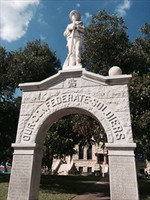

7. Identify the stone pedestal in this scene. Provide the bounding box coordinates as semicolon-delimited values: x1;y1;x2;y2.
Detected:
106;143;139;200
7;144;43;200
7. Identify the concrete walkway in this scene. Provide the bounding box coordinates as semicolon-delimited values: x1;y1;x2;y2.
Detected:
71;177;110;200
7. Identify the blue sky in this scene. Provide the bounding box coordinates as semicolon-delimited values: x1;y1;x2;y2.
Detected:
0;0;150;66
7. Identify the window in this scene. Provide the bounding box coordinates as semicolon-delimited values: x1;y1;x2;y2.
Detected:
98;153;104;163
87;145;92;160
79;167;83;174
79;145;84;159
87;167;92;174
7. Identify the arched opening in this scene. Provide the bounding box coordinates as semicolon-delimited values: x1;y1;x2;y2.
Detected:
41;112;107;176
39;111;109;199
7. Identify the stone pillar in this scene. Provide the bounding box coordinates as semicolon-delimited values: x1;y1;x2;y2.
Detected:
106;143;139;200
7;143;43;200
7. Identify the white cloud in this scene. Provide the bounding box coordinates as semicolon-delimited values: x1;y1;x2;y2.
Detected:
0;0;40;42
76;3;80;8
57;6;63;14
40;34;47;41
37;13;47;25
115;0;131;17
81;12;92;26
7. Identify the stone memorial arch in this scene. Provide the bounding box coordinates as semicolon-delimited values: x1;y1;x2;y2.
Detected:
7;68;139;200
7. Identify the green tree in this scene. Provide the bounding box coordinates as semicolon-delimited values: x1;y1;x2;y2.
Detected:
0;47;14;101
130;23;150;159
82;10;132;75
131;22;150;74
0;99;20;171
0;41;61;169
82;10;150;159
130;73;150;160
7;40;61;89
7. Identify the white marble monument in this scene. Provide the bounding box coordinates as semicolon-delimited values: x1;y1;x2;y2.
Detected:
7;10;139;200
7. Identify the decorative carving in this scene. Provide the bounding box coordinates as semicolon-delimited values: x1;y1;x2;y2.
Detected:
22;93;125;143
68;78;77;88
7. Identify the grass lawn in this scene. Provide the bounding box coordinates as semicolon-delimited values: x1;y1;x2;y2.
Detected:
138;178;150;200
40;175;102;200
0;173;150;200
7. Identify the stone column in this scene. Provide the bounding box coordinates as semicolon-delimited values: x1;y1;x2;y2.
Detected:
105;143;139;200
7;143;43;200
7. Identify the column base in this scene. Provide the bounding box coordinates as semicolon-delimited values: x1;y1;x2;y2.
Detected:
106;143;139;200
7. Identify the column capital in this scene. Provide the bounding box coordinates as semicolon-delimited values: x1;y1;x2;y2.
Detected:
105;143;136;156
12;143;43;155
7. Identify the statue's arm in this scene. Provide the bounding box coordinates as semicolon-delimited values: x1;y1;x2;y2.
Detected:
77;23;85;33
64;24;75;37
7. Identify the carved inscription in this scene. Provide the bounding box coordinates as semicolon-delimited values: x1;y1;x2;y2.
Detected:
8;155;32;199
22;93;125;142
110;156;138;200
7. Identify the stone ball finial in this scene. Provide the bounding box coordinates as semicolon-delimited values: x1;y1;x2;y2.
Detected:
109;66;122;76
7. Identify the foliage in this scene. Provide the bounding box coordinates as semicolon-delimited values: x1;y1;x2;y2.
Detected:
0;99;20;165
0;47;13;101
129;23;150;159
130;72;150;160
82;10;132;75
0;40;61;166
130;23;150;75
6;40;61;89
81;10;150;159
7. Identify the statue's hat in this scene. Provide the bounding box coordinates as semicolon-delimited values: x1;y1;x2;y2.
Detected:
69;10;81;20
